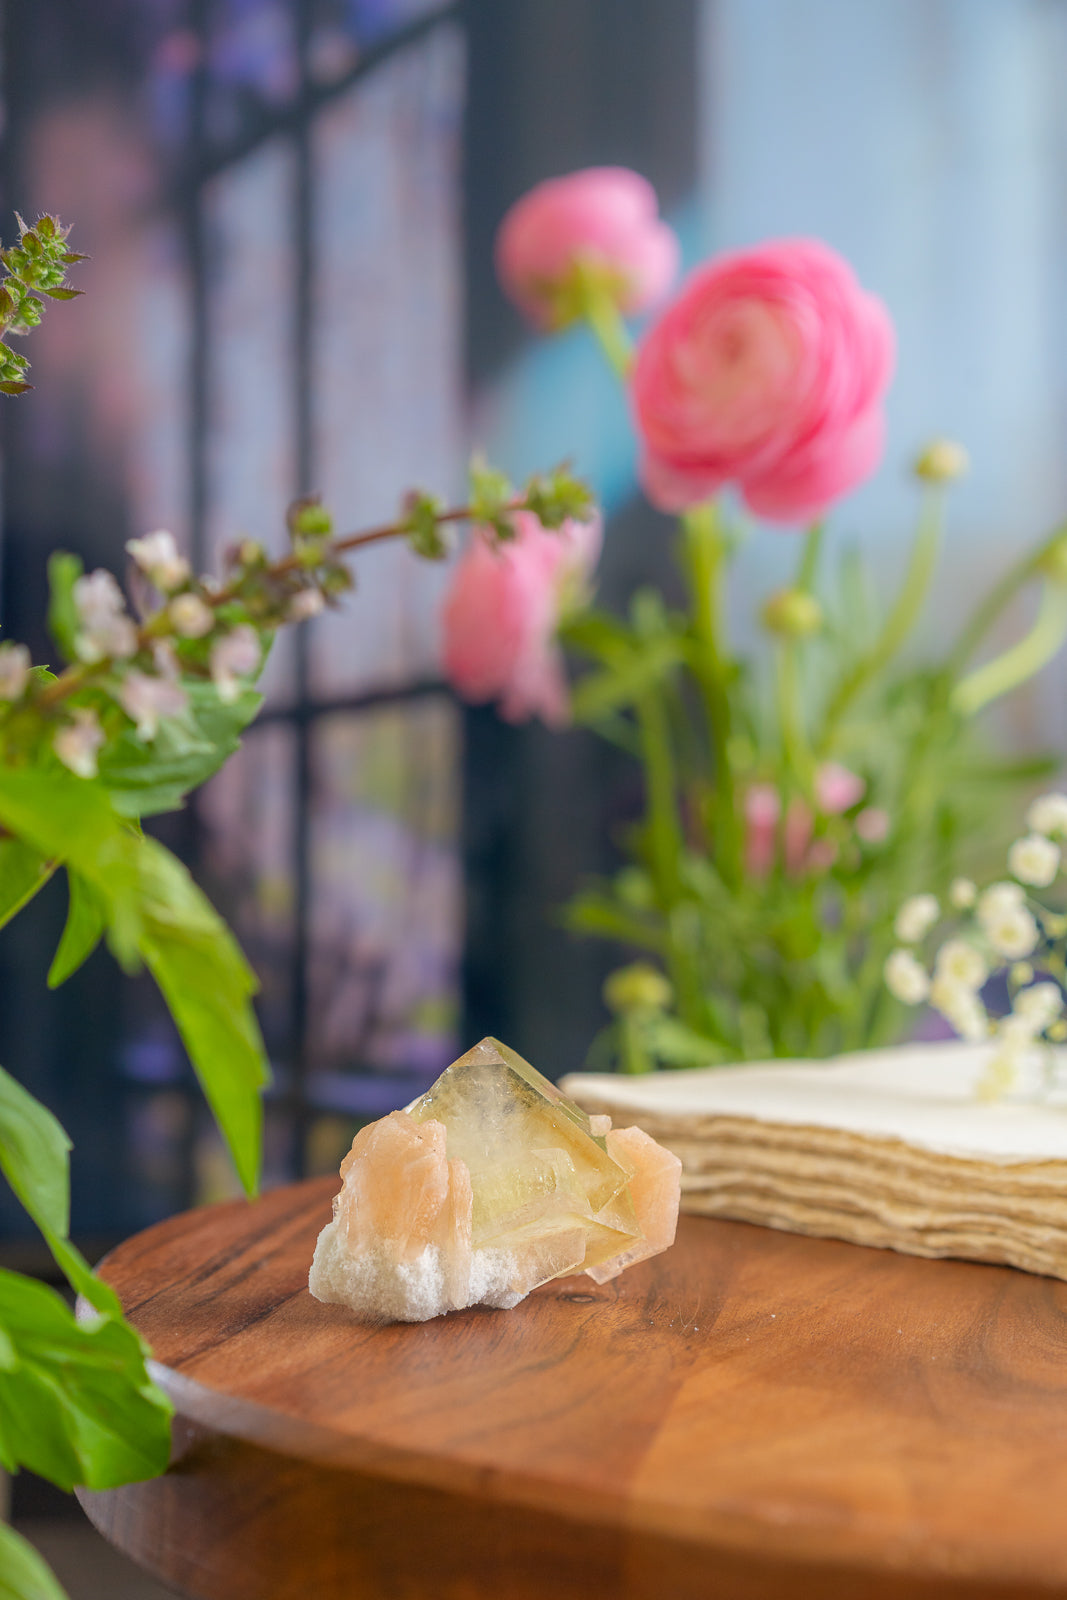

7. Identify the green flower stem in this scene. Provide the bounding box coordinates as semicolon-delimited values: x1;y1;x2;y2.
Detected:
795;521;825;592
946;521;1067;676
951;582;1067;717
634;689;704;1028
681;503;742;887
819;484;944;753
574;263;635;380
776;640;812;791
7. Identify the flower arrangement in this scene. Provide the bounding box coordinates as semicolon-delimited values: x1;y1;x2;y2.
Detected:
442;166;1067;1074
885;791;1067;1099
0;215;594;1599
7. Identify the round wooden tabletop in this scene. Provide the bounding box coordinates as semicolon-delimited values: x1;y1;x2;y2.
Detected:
77;1175;1067;1600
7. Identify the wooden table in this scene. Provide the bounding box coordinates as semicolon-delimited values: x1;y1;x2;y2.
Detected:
78;1176;1067;1599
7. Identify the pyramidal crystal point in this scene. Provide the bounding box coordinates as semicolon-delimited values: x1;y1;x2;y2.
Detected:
308;1036;682;1324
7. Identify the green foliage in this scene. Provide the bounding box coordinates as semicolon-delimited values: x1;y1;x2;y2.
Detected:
0;1064;71;1238
47;873;104;988
0;1523;68;1600
97;679;262;817
0;214;85;396
0;1269;172;1491
468;456;516;540
0;838;55;931
0;765;267;1190
522;464;595;529
45;553;83;664
402;491;448;560
565;497;1067;1072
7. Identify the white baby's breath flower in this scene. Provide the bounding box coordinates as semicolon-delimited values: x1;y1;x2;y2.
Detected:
210;625;260;704
126;529;191;592
977;881;1025;929
73;569;138;663
884;948;930;1005
949;877;977;910
929;974;989;1042
54;708;105;779
983;905;1040;962
1026;791;1067;838
894;893;940;944
1008;833;1060;888
288;588;326;623
934;939;988;992
1013;981;1063;1033
0;643;30;700
169;593;215;639
118;670;189;741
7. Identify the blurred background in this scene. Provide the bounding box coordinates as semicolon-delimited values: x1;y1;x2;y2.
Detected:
3;8;1067;1572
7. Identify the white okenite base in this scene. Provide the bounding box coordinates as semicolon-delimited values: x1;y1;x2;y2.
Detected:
561;1041;1067;1281
308;1221;524;1324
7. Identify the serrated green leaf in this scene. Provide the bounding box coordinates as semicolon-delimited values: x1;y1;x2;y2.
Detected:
97;680;262;818
46;553;83;662
135;838;267;1194
47;871;104;987
0;1522;68;1600
0;837;55;931
0;1268;172;1492
40;287;81;301
0;1064;71;1237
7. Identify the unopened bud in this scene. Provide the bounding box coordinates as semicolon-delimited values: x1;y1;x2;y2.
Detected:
603;962;673;1016
760;588;823;638
914;439;969;484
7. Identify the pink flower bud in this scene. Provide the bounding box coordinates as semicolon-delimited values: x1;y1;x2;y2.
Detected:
441;511;601;727
815;761;866;815
743;784;781;879
632;238;894;523
495;168;679;330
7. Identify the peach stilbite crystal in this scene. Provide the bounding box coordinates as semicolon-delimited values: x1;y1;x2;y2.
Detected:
308;1037;682;1323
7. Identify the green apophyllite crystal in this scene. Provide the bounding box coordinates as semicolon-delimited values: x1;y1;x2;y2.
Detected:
407;1036;641;1274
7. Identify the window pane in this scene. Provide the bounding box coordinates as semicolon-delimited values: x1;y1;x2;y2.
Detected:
204;136;298;703
308;0;453;87
310;25;465;697
305;697;461;1112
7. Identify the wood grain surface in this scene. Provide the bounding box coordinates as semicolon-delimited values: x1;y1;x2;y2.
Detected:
76;1175;1067;1600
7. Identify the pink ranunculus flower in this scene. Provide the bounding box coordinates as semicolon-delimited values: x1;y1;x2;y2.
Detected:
442;511;602;727
632;238;895;524
495;168;679;330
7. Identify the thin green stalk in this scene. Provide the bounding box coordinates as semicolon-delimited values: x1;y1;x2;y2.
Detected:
776;641;812;791
819;485;944;753
574;261;634;380
635;689;683;903
796;521;825;592
634;689;704;1029
952;583;1067;717
946;521;1067;676
681;504;741;886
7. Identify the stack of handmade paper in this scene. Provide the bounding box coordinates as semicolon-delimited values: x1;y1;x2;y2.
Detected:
562;1041;1067;1280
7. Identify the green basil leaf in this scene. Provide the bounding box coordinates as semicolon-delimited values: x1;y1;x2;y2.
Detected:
0;1522;68;1600
0;1065;70;1238
45;552;83;663
136;838;266;1195
98;680;263;819
0;838;56;932
0;1269;172;1492
47;871;105;988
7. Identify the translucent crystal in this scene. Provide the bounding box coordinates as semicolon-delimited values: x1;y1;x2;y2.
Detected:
308;1037;681;1323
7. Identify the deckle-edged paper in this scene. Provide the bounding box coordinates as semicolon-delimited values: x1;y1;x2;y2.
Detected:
561;1041;1067;1280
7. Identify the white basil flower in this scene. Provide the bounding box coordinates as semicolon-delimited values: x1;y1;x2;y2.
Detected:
73;569;137;663
54;708;105;779
0;643;30;700
210;626;260;704
933;939;987;992
126;529;191;593
1008;833;1060;888
893;893;939;944
1026;791;1067;838
118;670;189;741
169;593;215;639
884;949;930;1005
949;877;977;910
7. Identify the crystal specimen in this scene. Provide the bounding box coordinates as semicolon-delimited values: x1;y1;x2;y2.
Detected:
308;1036;682;1323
